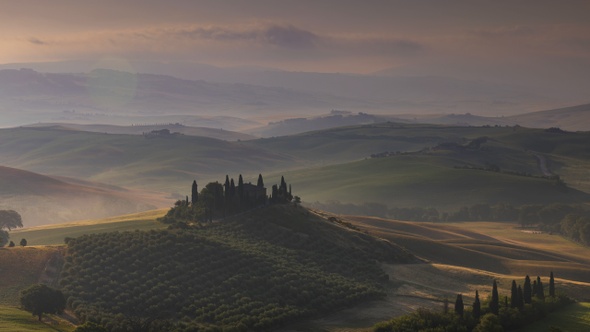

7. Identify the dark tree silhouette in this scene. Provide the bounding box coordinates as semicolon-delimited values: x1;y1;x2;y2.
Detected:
549;271;555;297
510;280;518;308
454;294;464;317
523;275;532;304
191;180;198;206
517;285;524;310
472;290;481;319
8;240;15;247
238;174;244;202
532;280;538;299
0;210;23;230
20;284;65;321
490;280;499;315
20;238;27;247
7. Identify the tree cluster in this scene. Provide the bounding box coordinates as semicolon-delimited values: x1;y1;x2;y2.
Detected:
374;272;572;332
160;174;293;224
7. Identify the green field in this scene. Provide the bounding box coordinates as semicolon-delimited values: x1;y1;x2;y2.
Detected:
274;153;589;211
9;209;167;246
518;302;590;332
0;306;74;332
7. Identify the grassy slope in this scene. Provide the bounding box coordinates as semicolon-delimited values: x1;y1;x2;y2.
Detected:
276;153;589;210
342;215;590;294
0;247;62;305
0;305;75;332
10;209;167;246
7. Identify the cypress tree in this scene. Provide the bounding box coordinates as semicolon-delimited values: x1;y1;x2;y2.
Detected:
238;174;244;201
191;180;198;206
510;280;518;308
524;275;532;304
517;285;524;310
472;290;481;319
454;294;464;317
257;174;264;188
549;271;555;297
490;280;499;315
532;280;538;298
504;296;509;308
224;176;230;198
537;276;545;300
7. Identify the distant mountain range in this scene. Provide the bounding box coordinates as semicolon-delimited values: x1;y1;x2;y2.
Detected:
0;61;578;128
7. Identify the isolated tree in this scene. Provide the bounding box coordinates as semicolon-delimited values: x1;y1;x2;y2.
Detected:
489;280;499;315
549;271;555;297
0;210;23;230
510;280;518;308
454;294;464;317
191;180;198;206
523;275;532;304
20;238;27;247
8;240;15;247
20;284;65;321
536;276;545;299
472;290;481;319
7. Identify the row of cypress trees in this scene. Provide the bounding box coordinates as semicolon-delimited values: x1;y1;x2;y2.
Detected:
456;272;556;318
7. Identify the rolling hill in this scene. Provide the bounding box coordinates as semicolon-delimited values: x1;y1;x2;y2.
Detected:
58;204;414;331
2;122;589;219
0;165;169;226
0;126;298;194
23;123;257;141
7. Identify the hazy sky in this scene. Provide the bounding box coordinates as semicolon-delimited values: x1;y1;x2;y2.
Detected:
1;0;590;87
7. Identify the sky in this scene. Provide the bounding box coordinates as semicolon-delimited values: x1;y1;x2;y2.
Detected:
1;0;590;90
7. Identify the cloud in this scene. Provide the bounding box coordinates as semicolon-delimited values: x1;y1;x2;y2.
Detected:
262;25;318;49
473;25;536;39
163;24;318;49
28;37;46;45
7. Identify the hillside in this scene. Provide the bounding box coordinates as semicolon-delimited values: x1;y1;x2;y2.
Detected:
0;166;169;226
59;204;415;331
0;246;63;305
260;124;590;211
0;127;298;193
10;209;167;246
